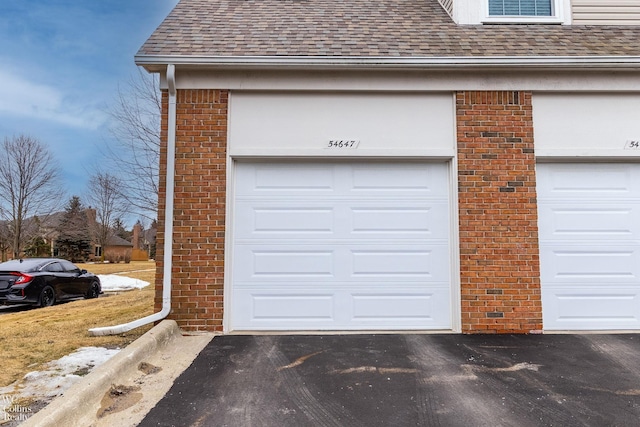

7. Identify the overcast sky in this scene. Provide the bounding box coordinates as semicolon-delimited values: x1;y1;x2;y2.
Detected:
0;0;179;223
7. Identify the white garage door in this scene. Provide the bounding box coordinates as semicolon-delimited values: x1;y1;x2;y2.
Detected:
538;163;640;330
231;161;452;331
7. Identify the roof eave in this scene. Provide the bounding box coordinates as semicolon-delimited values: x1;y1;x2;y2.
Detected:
135;55;640;72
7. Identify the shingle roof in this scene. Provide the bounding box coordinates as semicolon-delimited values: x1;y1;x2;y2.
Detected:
106;235;133;247
137;0;640;59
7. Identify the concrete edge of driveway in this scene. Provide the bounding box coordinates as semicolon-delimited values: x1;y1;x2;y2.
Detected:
21;319;182;427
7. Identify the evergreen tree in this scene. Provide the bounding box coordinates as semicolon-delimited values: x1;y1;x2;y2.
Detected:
54;196;92;262
24;236;51;258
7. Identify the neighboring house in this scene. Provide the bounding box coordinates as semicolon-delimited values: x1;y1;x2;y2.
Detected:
99;235;134;263
0;212;65;260
137;0;640;334
1;209;138;263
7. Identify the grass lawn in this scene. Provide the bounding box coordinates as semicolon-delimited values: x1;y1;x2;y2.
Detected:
0;261;156;387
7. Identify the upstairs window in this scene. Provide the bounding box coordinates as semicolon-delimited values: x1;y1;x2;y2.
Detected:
483;0;567;23
489;0;552;16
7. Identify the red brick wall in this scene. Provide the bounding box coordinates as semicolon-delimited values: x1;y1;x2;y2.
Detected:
155;89;228;331
457;91;542;334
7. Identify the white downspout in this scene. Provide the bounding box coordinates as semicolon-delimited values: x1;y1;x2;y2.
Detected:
89;64;177;336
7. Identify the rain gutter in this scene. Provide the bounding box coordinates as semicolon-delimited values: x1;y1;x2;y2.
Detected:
134;55;640;71
89;64;177;336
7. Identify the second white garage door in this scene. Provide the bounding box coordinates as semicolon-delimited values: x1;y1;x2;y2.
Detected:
231;161;452;331
538;163;640;330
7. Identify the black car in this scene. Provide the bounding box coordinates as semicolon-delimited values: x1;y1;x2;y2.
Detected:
0;258;101;307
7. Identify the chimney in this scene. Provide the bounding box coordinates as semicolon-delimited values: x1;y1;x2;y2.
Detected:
132;223;142;249
85;208;97;223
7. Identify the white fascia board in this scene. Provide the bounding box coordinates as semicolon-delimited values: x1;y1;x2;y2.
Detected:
228;148;457;159
135;55;640;71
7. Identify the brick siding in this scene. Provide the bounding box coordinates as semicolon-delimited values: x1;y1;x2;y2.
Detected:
155;89;228;331
457;91;543;333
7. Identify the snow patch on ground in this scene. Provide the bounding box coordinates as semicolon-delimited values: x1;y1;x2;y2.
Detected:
1;347;121;400
0;347;120;424
99;274;150;292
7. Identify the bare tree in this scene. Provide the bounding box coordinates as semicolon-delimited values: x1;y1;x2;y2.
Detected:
104;67;161;220
87;171;127;261
0;135;61;258
0;221;10;262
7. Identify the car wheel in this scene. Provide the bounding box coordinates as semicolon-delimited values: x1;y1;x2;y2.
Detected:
39;286;55;307
85;281;100;299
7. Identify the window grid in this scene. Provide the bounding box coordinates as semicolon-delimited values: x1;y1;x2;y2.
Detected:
489;0;552;16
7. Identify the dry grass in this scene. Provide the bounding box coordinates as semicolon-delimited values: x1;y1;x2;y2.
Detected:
0;261;156;387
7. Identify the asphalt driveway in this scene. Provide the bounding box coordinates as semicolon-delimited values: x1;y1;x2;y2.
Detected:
139;334;640;426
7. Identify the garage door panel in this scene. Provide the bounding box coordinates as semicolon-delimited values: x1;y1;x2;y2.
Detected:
351;294;434;319
238;203;335;238
537;163;640;199
352;250;431;276
540;245;640;283
247;293;336;321
349;164;448;195
350;289;450;325
237;163;449;198
248;207;334;234
234;201;335;239
544;290;640;330
351;203;449;238
234;244;449;283
232;285;451;329
233;291;337;328
235;247;336;281
352;208;430;234
237;164;335;195
539;205;639;240
232;161;452;330
251;250;335;278
351;248;447;278
235;201;450;240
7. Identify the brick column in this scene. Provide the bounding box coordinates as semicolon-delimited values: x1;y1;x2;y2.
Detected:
155;89;228;332
457;91;542;333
